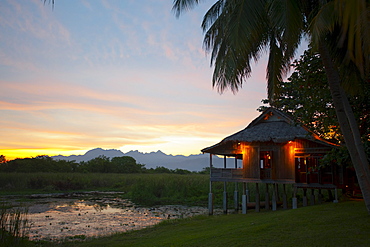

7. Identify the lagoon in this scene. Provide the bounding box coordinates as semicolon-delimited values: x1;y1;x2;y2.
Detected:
2;192;217;241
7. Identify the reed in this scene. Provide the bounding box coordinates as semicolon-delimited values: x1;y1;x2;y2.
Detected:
0;205;30;246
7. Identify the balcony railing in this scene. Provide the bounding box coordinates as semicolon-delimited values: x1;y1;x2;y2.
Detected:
211;168;243;179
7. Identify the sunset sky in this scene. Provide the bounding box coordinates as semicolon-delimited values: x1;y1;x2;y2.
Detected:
0;0;301;160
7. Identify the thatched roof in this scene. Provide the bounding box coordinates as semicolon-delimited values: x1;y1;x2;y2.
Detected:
202;108;336;154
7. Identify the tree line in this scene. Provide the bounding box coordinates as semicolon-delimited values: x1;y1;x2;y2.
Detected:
0;155;209;174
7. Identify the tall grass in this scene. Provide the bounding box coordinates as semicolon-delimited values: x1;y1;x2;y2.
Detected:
0;173;211;206
0;205;30;246
0;173;336;207
126;174;209;205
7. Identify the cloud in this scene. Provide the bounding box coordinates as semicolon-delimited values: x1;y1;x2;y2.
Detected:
0;0;73;76
0;0;269;160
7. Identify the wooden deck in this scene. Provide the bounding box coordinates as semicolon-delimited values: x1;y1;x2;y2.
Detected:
210;168;338;189
210;168;295;184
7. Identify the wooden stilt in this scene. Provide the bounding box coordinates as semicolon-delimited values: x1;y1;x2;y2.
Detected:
318;189;323;204
283;184;288;209
272;183;277;211
222;156;228;214
208;154;213;215
303;189;308;207
333;188;339;203
242;183;247;214
292;186;298;209
234;157;239;213
255;183;260;212
275;184;280;202
234;183;239;213
265;184;270;210
223;182;228;214
208;192;214;215
328;189;334;201
246;183;250;203
310;189;315;206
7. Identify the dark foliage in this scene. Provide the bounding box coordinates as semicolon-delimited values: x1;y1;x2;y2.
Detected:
260;49;370;144
259;49;370;167
0;155;205;174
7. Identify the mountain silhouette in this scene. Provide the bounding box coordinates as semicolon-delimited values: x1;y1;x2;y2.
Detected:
52;148;239;172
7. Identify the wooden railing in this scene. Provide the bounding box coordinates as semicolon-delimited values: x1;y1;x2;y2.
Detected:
210;168;243;179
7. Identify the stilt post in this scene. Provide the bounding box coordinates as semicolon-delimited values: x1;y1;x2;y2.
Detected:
310;189;315;206
265;184;270;210
255;183;260;212
223;182;228;214
242;183;247;214
292;186;298;209
223;156;228;214
246;183;250;203
208;154;214;215
208;191;214;215
282;184;288;209
303;189;308;207
234;184;239;213
234;157;239;213
333;188;339;203
318;189;323;204
272;183;277;211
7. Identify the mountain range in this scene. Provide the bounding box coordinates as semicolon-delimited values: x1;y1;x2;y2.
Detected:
51;148;238;172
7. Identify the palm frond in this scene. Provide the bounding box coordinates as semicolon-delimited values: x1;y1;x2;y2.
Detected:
201;1;225;31
203;0;270;93
172;0;205;17
311;0;370;78
270;0;304;59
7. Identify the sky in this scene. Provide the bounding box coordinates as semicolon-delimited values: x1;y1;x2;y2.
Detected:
1;0;284;160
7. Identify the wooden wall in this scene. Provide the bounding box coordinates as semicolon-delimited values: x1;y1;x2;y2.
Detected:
242;145;259;179
241;142;297;180
276;143;295;179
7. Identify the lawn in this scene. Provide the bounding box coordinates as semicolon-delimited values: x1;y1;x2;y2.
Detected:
35;200;369;247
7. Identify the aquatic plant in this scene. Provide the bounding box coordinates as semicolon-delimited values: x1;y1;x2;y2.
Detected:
0;205;30;246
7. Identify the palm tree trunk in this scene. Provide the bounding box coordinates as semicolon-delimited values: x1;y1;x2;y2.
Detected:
318;41;370;214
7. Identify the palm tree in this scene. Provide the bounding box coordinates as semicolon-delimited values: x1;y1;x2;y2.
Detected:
312;0;370;213
174;0;304;100
173;0;370;213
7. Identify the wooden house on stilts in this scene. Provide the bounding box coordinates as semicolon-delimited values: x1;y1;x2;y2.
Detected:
202;108;350;214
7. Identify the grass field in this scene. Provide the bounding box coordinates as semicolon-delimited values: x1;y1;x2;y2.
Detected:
0;172;334;207
1;173;368;246
33;200;369;247
0;173;210;206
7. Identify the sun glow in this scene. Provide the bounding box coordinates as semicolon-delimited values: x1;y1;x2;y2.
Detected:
0;149;88;161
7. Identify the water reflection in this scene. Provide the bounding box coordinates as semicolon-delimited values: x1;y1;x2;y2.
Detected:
27;199;158;241
23;197;213;241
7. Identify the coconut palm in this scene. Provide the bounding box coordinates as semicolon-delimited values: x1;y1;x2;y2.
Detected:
173;0;370;213
311;0;370;213
174;0;305;100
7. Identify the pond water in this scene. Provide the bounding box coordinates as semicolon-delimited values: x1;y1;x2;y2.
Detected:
2;192;217;241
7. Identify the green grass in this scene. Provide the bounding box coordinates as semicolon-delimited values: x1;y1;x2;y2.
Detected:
32;200;369;247
1;173;368;246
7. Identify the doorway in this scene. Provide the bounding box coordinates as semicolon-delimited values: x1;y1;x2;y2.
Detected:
260;151;272;179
